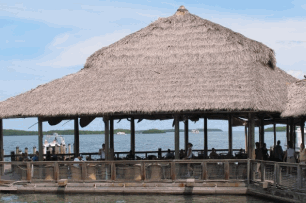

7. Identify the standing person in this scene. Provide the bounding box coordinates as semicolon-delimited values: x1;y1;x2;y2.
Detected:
255;142;263;160
284;141;295;175
262;143;269;160
99;144;105;160
186;143;193;159
299;143;306;164
274;140;284;162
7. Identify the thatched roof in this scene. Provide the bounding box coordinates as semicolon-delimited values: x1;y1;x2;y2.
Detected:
281;79;306;118
0;6;298;119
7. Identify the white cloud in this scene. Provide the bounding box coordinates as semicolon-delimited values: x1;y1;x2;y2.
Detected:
51;34;70;47
38;30;130;67
287;70;305;79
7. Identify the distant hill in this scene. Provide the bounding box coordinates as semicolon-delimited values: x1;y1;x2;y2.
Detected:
265;126;286;132
2;128;222;136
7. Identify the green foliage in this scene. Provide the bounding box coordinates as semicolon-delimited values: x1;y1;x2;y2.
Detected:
265;126;286;132
142;129;166;134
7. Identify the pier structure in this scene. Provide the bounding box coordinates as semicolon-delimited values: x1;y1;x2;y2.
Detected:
0;5;304;202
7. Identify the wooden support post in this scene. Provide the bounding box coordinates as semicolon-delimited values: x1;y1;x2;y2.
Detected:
245;125;248;154
26;162;31;182
273;162;277;189
248;113;255;159
273;121;276;148
38;118;43;161
184;118;188;156
224;161;229;180
111;162;116;181
0;119;3;162
293;123;296;150
228;115;233;156
301;118;305;147
130;117;135;160
54;162;59;182
74;118;79;157
141;162;145;181
260;161;265;182
260;117;265;147
297;165;302;189
110;118;114;160
247;159;250;185
104;116;109;161
289;118;294;148
171;161;176;180
204;117;208;158
202;162;207;180
174;115;180;159
286;120;290;146
81;162;87;181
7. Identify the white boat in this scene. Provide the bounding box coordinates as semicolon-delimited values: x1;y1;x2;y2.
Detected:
191;129;199;134
116;131;126;135
43;133;66;154
296;127;306;149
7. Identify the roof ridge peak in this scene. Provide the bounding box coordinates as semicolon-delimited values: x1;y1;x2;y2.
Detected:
175;5;189;16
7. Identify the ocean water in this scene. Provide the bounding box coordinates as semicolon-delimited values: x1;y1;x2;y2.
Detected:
3;131;287;158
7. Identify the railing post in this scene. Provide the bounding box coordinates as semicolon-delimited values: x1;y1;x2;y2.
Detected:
82;162;87;181
274;162;277;189
297;164;302;189
247;159;250;185
26;162;31;182
202;162;207;180
224;161;229;180
261;161;265;182
111;162;116;181
141;162;145;181
171;161;176;181
276;163;281;185
54;162;59;182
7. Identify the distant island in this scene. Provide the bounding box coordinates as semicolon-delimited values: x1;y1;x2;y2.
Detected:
265;126;286;132
2;128;222;136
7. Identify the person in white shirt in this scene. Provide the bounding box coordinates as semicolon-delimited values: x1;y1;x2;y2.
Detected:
99;144;105;160
284;142;295;175
73;155;82;168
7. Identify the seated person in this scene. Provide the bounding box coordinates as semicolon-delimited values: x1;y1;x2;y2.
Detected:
32;151;39;161
165;149;174;159
74;154;83;168
209;148;219;159
179;149;185;159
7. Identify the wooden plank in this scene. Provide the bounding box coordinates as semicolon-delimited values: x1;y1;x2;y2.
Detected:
110;117;114;149
171;162;176;180
260;161;265;182
38;118;43;161
202;162;207;180
82;162;86;181
204;117;208;158
104;117;109;160
184;118;188;156
111;162;116;181
297;165;302;189
174;115;179;159
141;162;145;181
54;162;59;182
260;117;264;147
74;118;79;157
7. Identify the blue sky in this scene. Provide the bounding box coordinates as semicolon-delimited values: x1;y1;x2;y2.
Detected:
1;0;305;131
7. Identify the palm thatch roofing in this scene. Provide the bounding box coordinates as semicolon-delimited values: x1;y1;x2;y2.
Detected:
281;79;306;118
0;6;298;119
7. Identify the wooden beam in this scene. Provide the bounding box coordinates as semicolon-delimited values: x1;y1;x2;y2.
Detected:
174;115;180;159
38;118;43;161
104;116;109;160
0;119;3;161
228;115;233;156
286;119;290;146
110;117;114;160
130;117;135;159
74;118;79;157
184;118;188;156
204;117;208;157
248;113;255;159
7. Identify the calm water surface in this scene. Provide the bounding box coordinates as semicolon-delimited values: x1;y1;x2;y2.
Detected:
3;131;287;157
0;194;278;203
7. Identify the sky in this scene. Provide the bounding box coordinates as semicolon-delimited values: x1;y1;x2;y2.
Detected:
0;0;306;132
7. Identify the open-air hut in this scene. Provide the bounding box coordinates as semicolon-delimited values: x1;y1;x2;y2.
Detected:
0;6;298;161
281;79;306;147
